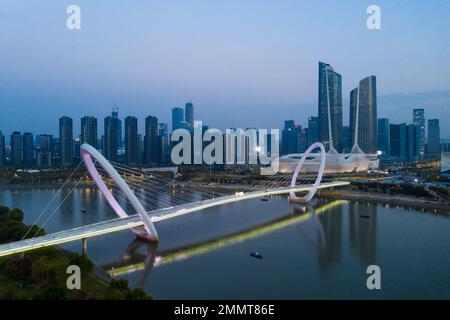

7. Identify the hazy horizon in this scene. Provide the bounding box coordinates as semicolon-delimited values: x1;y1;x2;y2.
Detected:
1;0;449;138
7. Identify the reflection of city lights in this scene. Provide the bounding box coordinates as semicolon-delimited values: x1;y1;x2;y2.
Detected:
106;200;346;276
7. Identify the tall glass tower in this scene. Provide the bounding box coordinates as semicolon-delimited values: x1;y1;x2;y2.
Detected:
144;116;159;165
185;102;194;128
124;116;140;166
172;107;184;132
81;116;98;148
427;119;440;159
413;108;425;160
59;116;73;167
22;132;34;166
377;118;390;155
158;123;169;164
349;87;359;148
0;131;5;167
103;115;120;161
10;132;23;166
11;132;23;166
350;76;377;153
390;123;407;163
307;116;319;146
318;62;342;152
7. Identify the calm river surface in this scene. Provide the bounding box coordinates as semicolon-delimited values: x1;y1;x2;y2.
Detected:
0;187;449;299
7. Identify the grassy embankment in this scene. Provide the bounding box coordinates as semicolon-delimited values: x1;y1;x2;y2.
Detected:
0;205;151;300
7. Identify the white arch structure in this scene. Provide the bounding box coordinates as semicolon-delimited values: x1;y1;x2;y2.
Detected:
289;142;326;203
80;144;159;242
80;141;325;242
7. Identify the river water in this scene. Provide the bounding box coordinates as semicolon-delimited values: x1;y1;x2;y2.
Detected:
0;187;449;299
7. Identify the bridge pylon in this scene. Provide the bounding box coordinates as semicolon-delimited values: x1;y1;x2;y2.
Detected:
289;142;326;203
80;144;159;242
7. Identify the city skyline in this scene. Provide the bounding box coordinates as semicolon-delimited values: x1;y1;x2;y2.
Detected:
0;72;448;144
1;1;450;304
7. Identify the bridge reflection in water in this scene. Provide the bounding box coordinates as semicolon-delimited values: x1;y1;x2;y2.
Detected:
0;142;348;258
103;200;347;287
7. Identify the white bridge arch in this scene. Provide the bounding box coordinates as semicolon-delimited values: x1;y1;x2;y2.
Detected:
80;142;327;242
289;142;326;203
0;143;347;258
81;144;159;241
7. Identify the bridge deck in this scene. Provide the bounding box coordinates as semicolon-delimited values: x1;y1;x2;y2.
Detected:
0;181;349;257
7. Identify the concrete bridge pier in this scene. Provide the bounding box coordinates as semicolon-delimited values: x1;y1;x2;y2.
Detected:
82;238;87;256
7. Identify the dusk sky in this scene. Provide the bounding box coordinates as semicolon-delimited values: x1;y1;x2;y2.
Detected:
1;0;450;137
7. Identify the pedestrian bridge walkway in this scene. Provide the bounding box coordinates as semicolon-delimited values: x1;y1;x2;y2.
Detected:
0;181;348;258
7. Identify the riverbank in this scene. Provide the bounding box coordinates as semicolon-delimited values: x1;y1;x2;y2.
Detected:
0;182;96;189
2;181;448;213
202;183;450;213
317;189;450;213
0;205;151;300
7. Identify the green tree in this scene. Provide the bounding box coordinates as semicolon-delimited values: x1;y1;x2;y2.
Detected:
106;288;126;300
6;208;24;222
0;205;9;216
33;284;66;300
31;256;58;286
126;288;151;300
68;253;94;273
109;278;129;292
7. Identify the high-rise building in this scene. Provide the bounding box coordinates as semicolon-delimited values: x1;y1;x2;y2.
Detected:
10;132;23;166
158;123;169;164
37;134;53;168
350;76;377;153
341;126;351;153
298;127;308;153
349;87;358;148
307;116;319;146
0;131;5;167
81;116;98;148
37;151;52;168
427;119;440;159
124;116;140;166
406;124;419;163
74;136;82;163
104;115;120;162
413;108;425;160
136;134;142;166
185;102;194;128
172;107;184;132
59;116;73;167
22;132;34;166
111;108;122;149
144;116;159;165
318;62;343;152
377;118;390;156
39;134;54;153
389;123;406;163
282;120;299;155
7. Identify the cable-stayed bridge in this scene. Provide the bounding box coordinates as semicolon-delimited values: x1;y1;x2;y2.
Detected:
0;143;349;258
103;200;347;280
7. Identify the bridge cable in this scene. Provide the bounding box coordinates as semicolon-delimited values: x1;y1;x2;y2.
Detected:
30;164;91;239
21;160;84;241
